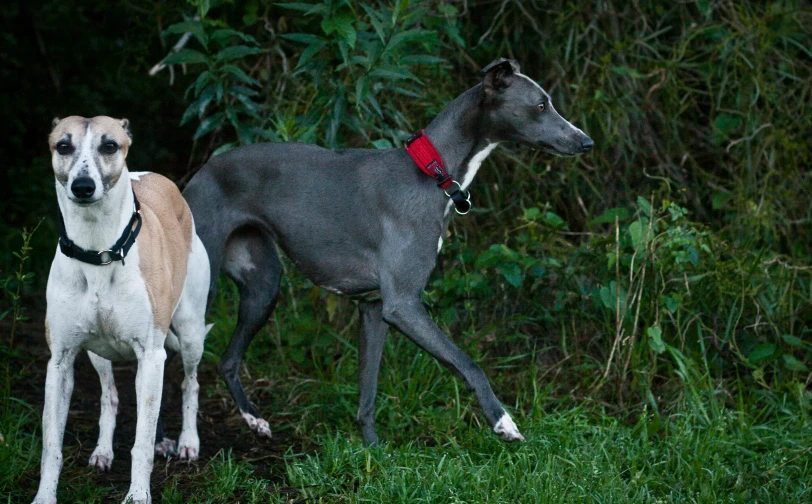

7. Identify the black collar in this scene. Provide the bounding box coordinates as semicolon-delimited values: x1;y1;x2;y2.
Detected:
57;190;142;266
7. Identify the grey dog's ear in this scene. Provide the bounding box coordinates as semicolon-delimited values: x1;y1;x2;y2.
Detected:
51;117;61;129
120;118;133;140
482;58;520;95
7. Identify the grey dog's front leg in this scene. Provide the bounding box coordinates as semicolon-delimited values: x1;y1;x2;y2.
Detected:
356;301;389;445
380;294;523;440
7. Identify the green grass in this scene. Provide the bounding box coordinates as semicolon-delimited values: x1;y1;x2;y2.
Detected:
4;316;811;503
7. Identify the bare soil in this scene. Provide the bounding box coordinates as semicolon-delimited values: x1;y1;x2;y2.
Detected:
6;305;296;502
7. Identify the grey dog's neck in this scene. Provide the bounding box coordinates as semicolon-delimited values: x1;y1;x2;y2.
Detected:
424;84;492;182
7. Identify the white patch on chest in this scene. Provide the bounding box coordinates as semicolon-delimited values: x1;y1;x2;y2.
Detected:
460;143;498;191
437;237;443;253
445;142;499;217
128;171;152;181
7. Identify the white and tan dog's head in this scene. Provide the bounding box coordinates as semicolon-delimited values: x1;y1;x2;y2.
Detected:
49;116;132;205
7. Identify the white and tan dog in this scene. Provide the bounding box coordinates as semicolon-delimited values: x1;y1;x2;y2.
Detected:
33;116;211;504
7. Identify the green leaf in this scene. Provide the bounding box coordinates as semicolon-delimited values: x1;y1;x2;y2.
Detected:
215;45;264;62
179;101;199;126
210;29;256;47
629;220;644;250
360;3;387;42
542;211;566;229
663;295;680;313
277;2;328;15
637;196;652;217
296;41;326;69
211;142;237;157
782;354;809;372
611;65;645;79
371;139;392;149
163;49;208;65
369;65;419;82
590;207;630;225
193;112;223;140
498;263;523;288
712;113;741;144
163;20;207;47
524;207;541;221
280;33;324;44
781;334;805;348
399;55;445;65
748;343;777;363
647;326;666;354
321;12;357;48
386;29;437;51
222;64;260;87
599;286;613;309
193;71;211;96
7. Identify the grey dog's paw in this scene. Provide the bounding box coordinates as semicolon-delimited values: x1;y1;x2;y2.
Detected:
154;437;178;457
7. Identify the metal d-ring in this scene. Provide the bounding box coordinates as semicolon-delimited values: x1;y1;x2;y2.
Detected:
443;180;462;198
443;181;472;215
97;250;114;265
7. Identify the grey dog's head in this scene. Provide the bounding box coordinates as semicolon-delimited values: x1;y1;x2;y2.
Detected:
49;116;132;205
480;59;593;156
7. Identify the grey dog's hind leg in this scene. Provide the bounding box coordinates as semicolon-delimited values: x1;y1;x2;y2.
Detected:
356;301;389;445
219;228;282;436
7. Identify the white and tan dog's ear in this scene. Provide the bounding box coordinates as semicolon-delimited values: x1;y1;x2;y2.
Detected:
120;118;133;141
51;117;61;130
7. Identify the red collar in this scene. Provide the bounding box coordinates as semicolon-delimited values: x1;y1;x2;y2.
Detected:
405;130;472;215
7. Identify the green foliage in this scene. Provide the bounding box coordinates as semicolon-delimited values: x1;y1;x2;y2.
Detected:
2;222;42;409
150;0;812;405
2;1;811;499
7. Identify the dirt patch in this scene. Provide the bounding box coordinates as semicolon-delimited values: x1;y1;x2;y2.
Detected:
6;307;295;502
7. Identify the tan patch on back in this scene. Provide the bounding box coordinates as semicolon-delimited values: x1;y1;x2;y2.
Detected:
132;173;193;331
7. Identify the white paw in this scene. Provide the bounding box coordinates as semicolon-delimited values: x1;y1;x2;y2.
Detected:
88;447;114;472
240;411;272;438
493;413;526;442
177;431;200;461
122;489;150;504
154;437;178;458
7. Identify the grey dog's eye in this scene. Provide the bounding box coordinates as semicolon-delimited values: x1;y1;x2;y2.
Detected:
56;141;74;155
537;103;546;112
100;141;119;155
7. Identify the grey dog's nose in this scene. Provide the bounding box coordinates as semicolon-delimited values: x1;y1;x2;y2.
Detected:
71;176;96;199
582;137;594;152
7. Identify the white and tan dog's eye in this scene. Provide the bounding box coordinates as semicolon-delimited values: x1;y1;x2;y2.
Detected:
55;141;74;155
537;103;546;112
100;141;119;155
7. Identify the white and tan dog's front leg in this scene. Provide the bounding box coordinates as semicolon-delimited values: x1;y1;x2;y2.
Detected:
124;336;167;504
87;352;118;472
32;346;80;504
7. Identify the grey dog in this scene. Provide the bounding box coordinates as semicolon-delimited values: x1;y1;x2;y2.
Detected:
181;58;593;444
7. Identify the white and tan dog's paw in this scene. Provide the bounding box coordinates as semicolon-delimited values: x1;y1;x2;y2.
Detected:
177;432;200;461
122;488;150;504
88;448;114;472
31;496;56;504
